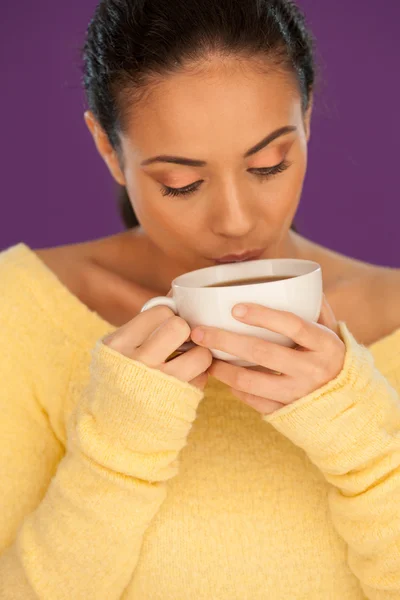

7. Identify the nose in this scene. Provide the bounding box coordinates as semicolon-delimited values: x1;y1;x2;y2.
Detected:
209;181;257;238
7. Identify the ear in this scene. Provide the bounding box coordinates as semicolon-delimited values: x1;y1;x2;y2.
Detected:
84;111;126;186
304;94;313;142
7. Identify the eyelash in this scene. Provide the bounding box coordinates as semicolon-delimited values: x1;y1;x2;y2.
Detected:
160;159;292;198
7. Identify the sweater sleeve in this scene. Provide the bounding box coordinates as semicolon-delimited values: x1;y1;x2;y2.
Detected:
263;322;400;599
0;339;203;600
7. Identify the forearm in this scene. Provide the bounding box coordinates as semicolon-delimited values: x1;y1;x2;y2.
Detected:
0;341;203;600
264;324;400;597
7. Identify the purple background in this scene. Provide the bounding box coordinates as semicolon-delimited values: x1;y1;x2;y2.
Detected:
1;1;398;266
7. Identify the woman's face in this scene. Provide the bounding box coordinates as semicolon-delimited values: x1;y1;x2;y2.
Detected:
90;57;311;271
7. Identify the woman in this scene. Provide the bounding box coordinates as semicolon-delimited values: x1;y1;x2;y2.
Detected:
1;0;399;598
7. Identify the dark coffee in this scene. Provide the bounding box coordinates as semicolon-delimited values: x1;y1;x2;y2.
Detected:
205;275;295;288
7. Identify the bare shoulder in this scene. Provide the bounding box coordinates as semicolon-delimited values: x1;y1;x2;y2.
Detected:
328;258;400;344
35;240;93;296
34;232;131;284
374;265;400;326
34;232;155;326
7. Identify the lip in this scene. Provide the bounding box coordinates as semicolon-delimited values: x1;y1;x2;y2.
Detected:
213;249;265;264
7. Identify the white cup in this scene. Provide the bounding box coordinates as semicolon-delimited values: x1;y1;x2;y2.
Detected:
141;258;323;367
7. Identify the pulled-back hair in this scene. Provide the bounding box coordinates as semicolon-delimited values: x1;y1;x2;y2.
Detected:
82;0;316;229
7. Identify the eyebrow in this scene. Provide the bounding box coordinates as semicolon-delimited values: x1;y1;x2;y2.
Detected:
140;125;297;167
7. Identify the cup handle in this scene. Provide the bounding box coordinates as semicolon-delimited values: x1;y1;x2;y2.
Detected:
140;296;178;313
140;296;195;358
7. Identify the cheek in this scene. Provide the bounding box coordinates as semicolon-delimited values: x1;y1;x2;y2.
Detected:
260;166;305;213
255;159;306;226
279;151;307;207
289;160;307;198
129;179;201;242
125;172;169;227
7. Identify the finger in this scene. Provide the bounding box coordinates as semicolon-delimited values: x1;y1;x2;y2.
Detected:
189;373;209;391
134;316;191;366
318;295;340;334
191;326;306;375
231;388;285;415
208;359;294;404
162;346;212;382
103;305;175;355
231;303;329;351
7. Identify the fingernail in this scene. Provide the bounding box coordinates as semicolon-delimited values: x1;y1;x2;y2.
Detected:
191;328;205;342
232;304;248;318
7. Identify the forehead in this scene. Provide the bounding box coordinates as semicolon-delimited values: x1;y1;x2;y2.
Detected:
121;58;302;159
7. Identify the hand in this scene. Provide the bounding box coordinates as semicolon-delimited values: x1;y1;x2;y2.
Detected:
190;296;346;413
104;306;212;390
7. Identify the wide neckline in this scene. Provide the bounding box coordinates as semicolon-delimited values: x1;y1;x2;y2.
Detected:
10;242;400;356
11;243;114;346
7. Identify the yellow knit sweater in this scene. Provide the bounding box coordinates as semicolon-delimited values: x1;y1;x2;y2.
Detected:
1;243;400;600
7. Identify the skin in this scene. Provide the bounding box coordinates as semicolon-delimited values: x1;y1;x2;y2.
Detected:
103;305;213;391
85;58;309;294
191;296;345;414
36;55;400;409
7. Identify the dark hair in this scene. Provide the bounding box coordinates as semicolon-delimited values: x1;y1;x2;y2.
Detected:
83;0;316;230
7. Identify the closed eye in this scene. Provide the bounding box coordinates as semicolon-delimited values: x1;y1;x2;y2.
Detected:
160;180;203;198
247;159;292;180
160;159;292;198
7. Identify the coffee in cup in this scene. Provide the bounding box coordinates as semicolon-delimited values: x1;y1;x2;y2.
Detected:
141;259;322;367
205;275;295;288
